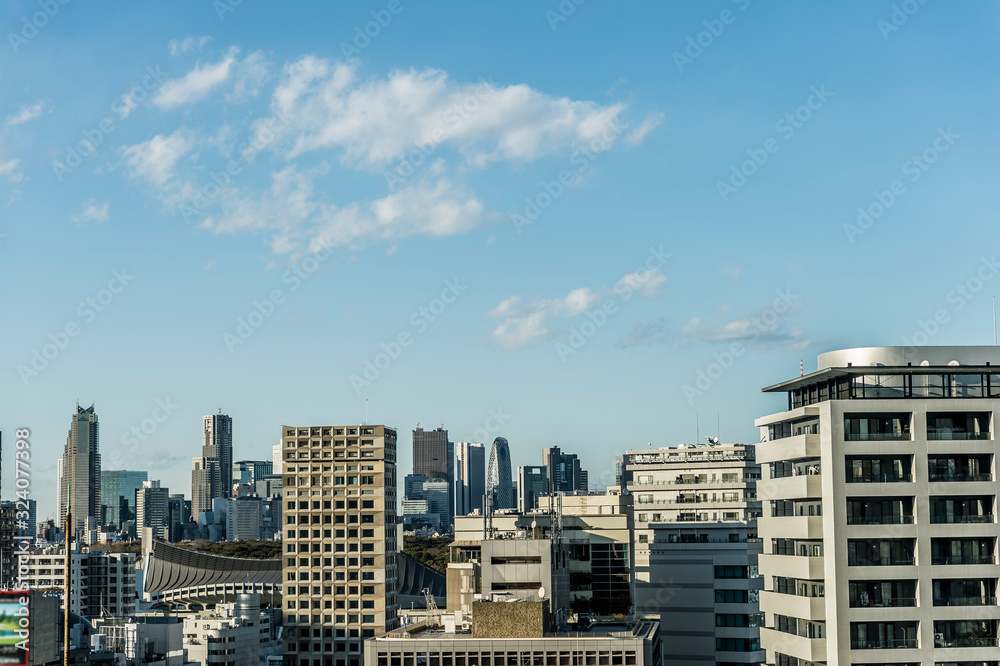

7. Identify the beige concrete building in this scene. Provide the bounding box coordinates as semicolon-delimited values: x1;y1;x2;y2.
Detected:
756;346;1000;665
619;442;764;666
281;424;400;666
366;600;662;666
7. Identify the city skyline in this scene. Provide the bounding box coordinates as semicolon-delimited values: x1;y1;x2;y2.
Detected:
4;4;999;531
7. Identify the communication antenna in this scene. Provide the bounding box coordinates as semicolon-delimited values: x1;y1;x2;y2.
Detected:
800;359;804;377
993;295;997;346
696;413;700;444
365;399;368;426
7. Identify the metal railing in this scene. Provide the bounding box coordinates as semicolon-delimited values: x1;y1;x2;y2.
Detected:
844;432;910;441
846;516;914;525
927;431;991;440
850;597;916;608
934;596;998;606
930;514;994;524
931;555;994;565
850;638;918;649
928;473;993;482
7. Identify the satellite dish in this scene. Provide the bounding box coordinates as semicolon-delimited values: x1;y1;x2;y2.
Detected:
538;587;545;599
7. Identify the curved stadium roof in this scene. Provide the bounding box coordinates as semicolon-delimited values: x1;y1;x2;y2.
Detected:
144;540;282;606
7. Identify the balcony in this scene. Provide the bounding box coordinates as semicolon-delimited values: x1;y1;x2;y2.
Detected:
847;515;914;526
850;638;918;649
934;636;999;648
931;555;994;565
930;514;994;524
849;597;916;608
844;432;910;442
928;431;991;440
929;473;993;482
933;596;997;606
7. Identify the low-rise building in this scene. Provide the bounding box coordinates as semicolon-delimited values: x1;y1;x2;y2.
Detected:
25;546;137;618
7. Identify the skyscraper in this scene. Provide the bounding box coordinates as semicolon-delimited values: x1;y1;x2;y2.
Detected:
233;460;273;485
100;470;148;529
543;446;587;494
203;412;234;494
192;412;233;519
191;457;220;521
281;424;399;666
61;405;101;538
136;480;170;541
456;442;486;515
517;466;548;513
412;425;454;530
487;437;513;510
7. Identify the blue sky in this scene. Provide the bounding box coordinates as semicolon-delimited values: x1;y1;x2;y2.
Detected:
3;1;1000;522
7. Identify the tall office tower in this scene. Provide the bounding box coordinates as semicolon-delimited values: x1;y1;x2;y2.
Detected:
0;502;15;586
56;458;63;524
280;424;399;666
168;493;186;541
517;466;548;513
234;460;274;485
136;480;170;541
456;442;486;516
192;457;221;521
61;405;102;538
757;345;1000;664
19;499;36;539
412;425;454;530
542;446;587;494
487;437;514;510
273;442;284;475
203;412;234;497
100;470;148;529
619;440;764;666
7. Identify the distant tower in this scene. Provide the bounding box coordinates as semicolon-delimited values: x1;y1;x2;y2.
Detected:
456;442;486;515
61;405;101;539
487;437;513;510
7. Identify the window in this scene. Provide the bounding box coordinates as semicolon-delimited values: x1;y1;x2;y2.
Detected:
715;566;748;579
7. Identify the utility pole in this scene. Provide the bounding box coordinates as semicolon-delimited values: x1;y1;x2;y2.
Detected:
63;513;71;666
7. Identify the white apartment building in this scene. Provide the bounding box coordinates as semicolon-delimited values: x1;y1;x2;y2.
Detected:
183;595;268;666
756;345;1000;665
25;546;137;617
619;441;764;666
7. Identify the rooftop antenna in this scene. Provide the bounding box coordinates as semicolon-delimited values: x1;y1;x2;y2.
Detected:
696;413;700;444
800;359;804;377
365;399;368;426
993;295;997;346
717;413;721;442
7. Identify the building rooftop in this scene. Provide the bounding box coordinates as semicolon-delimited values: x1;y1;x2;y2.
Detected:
377;620;659;642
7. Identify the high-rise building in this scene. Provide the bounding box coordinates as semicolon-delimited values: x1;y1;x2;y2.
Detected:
619;441;764;666
273;442;283;475
234;460;274;486
56;458;63;524
19;498;36;539
137;480;170;541
191;457;220;521
757;345;1000;664
0;502;16;586
487;437;514;510
517;466;548;513
456;442;486;516
227;496;264;541
412;425;454;530
280;424;399;666
195;412;234;501
61;405;102;538
542;446;588;494
100;469;148;529
168;493;186;541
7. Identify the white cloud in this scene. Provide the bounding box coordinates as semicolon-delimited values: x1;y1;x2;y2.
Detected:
122;130;194;186
153;49;238;109
615;269;667;298
0;157;22;183
488;270;661;350
5;100;48;127
228;50;270;103
626;111;663;146
255;58;630;167
168;35;213;56
200;166;483;254
72;200;109;226
490;311;550;350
